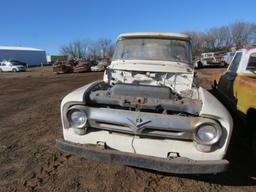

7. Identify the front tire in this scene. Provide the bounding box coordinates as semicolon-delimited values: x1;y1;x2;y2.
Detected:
12;68;17;72
197;61;203;68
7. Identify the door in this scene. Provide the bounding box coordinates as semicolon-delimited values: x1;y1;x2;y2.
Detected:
218;52;243;105
1;63;8;71
7;64;14;71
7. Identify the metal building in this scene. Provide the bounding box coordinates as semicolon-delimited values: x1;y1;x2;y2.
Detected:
0;46;47;66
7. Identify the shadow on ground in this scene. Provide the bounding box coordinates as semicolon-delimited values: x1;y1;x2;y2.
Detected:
140;88;256;187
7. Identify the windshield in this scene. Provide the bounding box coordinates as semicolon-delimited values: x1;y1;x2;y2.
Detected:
113;38;192;64
247;53;256;71
12;62;22;66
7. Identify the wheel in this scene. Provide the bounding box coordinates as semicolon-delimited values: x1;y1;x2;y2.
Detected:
197;61;203;68
0;68;2;72
212;80;218;89
12;68;17;72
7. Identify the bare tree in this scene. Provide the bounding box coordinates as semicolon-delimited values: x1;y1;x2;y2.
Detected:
207;27;229;48
60;39;91;59
230;22;256;48
107;44;115;58
97;38;112;57
184;21;256;54
88;40;100;59
183;31;204;55
203;26;233;50
201;32;215;51
219;26;233;48
60;21;255;59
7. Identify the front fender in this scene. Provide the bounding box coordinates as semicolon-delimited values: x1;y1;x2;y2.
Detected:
199;87;233;154
60;80;103;109
60;81;104;128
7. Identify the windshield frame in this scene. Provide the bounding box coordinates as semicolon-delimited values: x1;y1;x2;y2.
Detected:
112;38;192;65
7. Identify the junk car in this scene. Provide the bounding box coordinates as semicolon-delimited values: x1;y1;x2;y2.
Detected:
213;46;256;157
57;32;233;174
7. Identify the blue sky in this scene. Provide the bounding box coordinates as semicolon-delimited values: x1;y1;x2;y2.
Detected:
0;0;255;55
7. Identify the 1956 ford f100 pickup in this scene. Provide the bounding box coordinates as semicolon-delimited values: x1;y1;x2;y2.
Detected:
57;32;233;174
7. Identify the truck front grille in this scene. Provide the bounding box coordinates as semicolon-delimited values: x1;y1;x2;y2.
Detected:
85;107;194;140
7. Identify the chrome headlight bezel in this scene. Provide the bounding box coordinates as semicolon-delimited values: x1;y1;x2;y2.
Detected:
194;121;222;145
67;108;87;128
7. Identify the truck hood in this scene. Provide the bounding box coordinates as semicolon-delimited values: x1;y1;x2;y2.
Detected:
105;60;195;94
110;60;193;73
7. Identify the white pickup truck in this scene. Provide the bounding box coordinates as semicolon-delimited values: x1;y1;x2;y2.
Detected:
197;52;225;68
0;60;26;72
57;32;233;174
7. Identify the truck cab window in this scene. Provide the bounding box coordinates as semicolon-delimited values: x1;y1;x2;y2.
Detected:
247;53;256;71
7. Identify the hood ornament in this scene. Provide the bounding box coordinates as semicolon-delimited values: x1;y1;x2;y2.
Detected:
127;116;151;134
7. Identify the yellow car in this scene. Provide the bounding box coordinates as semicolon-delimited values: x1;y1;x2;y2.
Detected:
214;47;256;156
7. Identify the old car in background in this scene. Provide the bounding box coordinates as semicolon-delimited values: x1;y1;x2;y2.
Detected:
197;52;225;68
53;59;98;74
90;60;109;72
57;32;233;174
73;60;91;73
0;60;26;72
213;46;256;157
53;60;74;74
73;59;97;73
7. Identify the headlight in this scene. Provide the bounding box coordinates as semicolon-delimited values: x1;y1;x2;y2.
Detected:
67;109;87;128
194;122;222;145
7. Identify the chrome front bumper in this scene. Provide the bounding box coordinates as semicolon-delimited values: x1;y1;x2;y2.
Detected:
56;138;229;174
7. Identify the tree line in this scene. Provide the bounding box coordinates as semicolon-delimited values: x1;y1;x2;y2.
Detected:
60;21;256;58
60;38;115;59
184;21;256;55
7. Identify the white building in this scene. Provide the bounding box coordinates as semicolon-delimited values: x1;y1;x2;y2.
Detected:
0;46;47;67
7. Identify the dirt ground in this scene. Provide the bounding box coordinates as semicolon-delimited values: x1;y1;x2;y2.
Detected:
0;67;255;192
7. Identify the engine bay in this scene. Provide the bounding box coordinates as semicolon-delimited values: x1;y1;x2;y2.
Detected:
86;81;202;115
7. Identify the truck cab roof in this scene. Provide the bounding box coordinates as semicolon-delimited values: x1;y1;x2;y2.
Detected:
228;47;256;74
118;32;191;41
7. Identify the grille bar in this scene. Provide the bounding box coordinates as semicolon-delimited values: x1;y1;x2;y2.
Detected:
85;107;194;140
